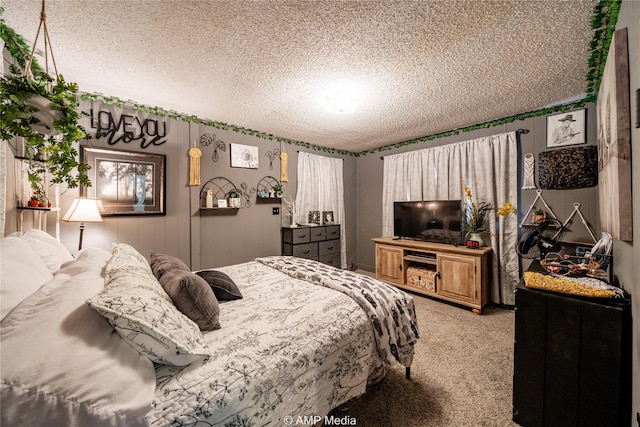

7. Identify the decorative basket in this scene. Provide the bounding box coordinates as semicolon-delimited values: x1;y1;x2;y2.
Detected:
540;256;606;277
540;259;588;277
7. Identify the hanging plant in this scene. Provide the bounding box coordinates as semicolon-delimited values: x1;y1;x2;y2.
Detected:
0;5;91;190
1;65;91;189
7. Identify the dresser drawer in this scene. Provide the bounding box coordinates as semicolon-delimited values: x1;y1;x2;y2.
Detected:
326;225;340;240
282;228;311;244
319;253;340;267
319;239;340;256
309;227;326;242
292;243;318;259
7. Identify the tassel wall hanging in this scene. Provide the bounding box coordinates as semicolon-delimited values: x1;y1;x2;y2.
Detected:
280;151;288;183
189;139;202;186
522;153;536;189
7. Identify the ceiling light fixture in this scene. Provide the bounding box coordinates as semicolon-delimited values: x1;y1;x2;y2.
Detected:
326;90;356;114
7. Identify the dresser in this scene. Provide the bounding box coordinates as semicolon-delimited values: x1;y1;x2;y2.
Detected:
281;225;341;267
512;268;631;426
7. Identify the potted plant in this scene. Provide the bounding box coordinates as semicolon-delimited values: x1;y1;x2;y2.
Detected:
227;188;243;208
273;184;283;198
27;192;40;207
532;209;546;224
27;186;50;207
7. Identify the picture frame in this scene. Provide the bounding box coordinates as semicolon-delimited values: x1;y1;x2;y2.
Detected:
546;109;586;148
80;146;166;216
230;143;259;169
636;89;640;128
322;211;334;224
597;28;632;241
308;210;320;225
217;199;228;208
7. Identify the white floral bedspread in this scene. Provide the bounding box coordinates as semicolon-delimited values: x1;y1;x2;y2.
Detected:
149;261;389;426
256;256;420;367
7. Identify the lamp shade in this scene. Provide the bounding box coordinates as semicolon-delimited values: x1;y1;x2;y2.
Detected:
62;198;103;223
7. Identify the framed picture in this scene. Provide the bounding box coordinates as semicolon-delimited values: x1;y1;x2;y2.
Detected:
217;199;228;208
322;211;334;224
597;28;632;241
636;89;640;128
230;143;259;169
308;210;320;225
80;146;166;216
546;109;586;147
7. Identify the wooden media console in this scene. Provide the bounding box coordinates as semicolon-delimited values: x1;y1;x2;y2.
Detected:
373;237;491;314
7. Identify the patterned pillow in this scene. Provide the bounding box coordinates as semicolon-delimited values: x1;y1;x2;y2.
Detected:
196;270;243;301
88;244;208;366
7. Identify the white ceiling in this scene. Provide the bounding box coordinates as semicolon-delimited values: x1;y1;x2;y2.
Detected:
2;0;595;153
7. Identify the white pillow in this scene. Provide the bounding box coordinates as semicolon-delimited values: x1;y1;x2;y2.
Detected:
88;244;208;366
1;248;156;424
19;229;73;273
0;236;53;319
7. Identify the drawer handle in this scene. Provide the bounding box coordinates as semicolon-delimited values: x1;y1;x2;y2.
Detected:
303;250;310;254
299;234;306;238
326;246;334;250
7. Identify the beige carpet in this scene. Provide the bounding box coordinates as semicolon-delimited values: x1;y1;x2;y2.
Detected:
329;293;518;427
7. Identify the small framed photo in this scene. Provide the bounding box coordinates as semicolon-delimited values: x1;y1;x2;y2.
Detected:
217;199;228;208
308;211;320;225
322;211;334;224
546;109;586;148
230;143;259;169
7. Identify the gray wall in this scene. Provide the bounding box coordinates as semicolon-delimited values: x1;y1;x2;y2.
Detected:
610;0;639;421
6;99;358;270
355;104;600;273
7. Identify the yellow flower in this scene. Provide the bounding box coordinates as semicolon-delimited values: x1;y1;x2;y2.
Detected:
461;179;515;235
461;179;473;200
497;201;516;217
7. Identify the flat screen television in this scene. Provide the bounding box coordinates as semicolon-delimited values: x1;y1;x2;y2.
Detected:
393;200;464;245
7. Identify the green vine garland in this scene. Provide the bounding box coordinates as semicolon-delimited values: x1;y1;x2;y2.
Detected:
1;0;620;157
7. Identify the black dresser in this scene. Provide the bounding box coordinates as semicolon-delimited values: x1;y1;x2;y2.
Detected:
281;225;341;267
512;267;631;427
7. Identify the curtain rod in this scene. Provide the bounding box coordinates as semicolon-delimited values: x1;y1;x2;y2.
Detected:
296;150;344;160
379;128;530;159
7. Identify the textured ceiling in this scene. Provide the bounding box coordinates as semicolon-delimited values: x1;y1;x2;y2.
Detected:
2;0;595;152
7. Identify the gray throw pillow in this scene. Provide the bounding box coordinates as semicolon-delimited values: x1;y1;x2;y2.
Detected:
149;252;190;278
158;269;221;331
196;270;243;301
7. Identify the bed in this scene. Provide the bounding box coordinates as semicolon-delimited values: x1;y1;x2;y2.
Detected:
1;229;420;426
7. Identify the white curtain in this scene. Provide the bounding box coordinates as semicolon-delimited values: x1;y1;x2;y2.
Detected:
295;152;346;269
382;131;519;305
0;139;6;236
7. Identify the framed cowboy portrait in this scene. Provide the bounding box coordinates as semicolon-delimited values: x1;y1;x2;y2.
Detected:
546;109;586;148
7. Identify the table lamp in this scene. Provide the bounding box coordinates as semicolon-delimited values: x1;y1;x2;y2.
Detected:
62;198;103;251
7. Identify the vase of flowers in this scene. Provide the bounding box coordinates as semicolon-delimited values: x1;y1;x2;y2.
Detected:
461;179;515;246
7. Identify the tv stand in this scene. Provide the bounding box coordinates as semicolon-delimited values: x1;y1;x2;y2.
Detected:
373;237;491;314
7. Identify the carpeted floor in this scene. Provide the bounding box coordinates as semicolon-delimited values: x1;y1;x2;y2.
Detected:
329;292;518;426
